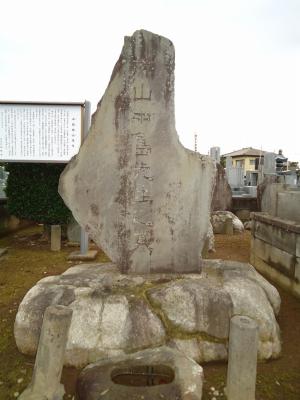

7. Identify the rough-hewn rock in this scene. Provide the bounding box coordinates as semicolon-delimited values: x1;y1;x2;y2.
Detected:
76;347;204;400
59;30;216;274
211;211;244;234
14;260;281;367
147;279;233;339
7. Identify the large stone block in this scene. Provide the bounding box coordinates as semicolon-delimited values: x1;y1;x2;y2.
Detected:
59;30;215;274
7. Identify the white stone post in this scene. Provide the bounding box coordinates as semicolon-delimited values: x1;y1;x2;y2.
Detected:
51;225;61;251
19;305;73;400
226;315;258;400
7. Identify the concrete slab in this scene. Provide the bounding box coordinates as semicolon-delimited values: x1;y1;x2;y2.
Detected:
67;250;98;261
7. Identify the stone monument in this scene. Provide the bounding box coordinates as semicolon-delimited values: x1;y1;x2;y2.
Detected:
15;30;281;372
59;29;216;274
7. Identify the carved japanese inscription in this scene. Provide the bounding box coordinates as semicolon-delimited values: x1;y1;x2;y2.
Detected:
59;30;216;274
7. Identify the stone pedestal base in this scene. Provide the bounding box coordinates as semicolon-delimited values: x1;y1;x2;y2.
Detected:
14;260;281;368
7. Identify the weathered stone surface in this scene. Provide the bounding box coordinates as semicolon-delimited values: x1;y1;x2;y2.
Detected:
211;211;244;234
226;316;258;400
201;259;281;316
59;30;215;274
211;163;232;211
76;347;203;400
15;261;281;366
203;260;281;359
168;338;227;363
147;279;233;339
14;284;75;355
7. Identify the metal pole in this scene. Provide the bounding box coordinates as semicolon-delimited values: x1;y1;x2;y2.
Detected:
80;100;91;255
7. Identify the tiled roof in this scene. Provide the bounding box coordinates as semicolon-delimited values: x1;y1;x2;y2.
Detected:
222;147;266;157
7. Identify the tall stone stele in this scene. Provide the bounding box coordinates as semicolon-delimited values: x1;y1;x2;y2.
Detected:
59;30;216;274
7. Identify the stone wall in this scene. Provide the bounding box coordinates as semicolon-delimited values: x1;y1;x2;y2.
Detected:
250;212;300;298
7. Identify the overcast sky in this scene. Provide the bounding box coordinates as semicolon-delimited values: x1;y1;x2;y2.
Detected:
1;0;299;161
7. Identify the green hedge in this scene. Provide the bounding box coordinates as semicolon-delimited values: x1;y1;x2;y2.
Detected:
5;163;71;225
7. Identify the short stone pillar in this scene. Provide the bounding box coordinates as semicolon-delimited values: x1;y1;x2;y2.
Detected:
226;315;258;400
51;225;61;251
19;305;73;400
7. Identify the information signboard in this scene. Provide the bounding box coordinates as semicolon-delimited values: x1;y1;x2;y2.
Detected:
0;102;84;162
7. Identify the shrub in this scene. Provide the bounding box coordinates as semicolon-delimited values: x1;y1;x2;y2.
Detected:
5;163;71;225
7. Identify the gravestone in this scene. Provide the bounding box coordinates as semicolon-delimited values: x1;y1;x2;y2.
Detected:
59;30;216;274
263;152;277;175
210;146;220;163
211;163;232;211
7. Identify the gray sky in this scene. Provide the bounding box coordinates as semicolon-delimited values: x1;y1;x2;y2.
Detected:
1;0;299;161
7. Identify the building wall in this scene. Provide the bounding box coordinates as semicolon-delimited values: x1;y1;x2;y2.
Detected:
232;156;257;173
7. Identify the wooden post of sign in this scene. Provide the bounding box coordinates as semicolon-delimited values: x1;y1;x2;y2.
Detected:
68;101;98;261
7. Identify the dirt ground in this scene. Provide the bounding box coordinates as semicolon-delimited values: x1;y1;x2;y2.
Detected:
0;226;299;399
